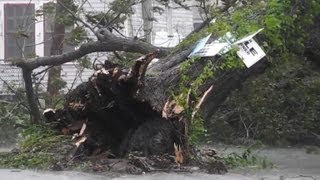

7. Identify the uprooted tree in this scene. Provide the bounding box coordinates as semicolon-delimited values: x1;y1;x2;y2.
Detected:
11;0;320;162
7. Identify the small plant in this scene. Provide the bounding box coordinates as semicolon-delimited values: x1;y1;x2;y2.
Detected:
0;125;73;169
221;148;273;169
0;152;53;169
20;125;66;152
305;146;320;155
0;100;29;146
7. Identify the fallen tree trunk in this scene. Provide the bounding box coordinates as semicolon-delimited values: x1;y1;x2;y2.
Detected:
139;54;269;120
20;11;269;162
44;48;268;161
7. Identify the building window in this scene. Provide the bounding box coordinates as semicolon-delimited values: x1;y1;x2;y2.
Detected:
4;4;35;59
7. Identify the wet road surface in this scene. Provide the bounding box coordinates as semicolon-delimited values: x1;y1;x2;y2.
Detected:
1;147;319;180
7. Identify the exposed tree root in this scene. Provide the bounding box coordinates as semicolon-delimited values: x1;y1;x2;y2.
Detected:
44;51;183;157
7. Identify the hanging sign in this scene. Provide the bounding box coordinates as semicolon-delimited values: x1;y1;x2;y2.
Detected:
237;38;266;68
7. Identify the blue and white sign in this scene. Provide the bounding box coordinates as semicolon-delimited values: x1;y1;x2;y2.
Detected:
188;34;212;57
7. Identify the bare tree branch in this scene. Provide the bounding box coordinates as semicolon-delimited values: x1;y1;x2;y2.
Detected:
32;65;54;76
0;76;30;111
13;30;169;70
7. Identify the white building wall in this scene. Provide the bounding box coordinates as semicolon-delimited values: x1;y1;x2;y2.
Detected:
0;3;4;60
152;0;195;47
129;3;144;38
61;64;92;90
34;2;46;57
0;0;202;95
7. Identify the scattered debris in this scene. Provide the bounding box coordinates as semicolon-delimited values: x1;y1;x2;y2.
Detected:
174;143;184;166
189;28;266;68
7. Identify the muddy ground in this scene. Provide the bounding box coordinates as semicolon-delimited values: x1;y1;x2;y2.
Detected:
1;146;319;180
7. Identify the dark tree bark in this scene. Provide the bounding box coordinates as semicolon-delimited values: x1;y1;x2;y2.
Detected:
22;69;41;123
46;0;66;107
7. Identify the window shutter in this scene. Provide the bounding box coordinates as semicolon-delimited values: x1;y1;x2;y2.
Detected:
4;4;35;59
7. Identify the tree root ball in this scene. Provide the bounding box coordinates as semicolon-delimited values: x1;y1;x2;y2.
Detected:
51;53;184;158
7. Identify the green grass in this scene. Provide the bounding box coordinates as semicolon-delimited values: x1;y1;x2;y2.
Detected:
0;125;73;170
221;148;273;169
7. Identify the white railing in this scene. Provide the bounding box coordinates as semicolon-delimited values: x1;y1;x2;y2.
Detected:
0;60;93;96
0;60;24;95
